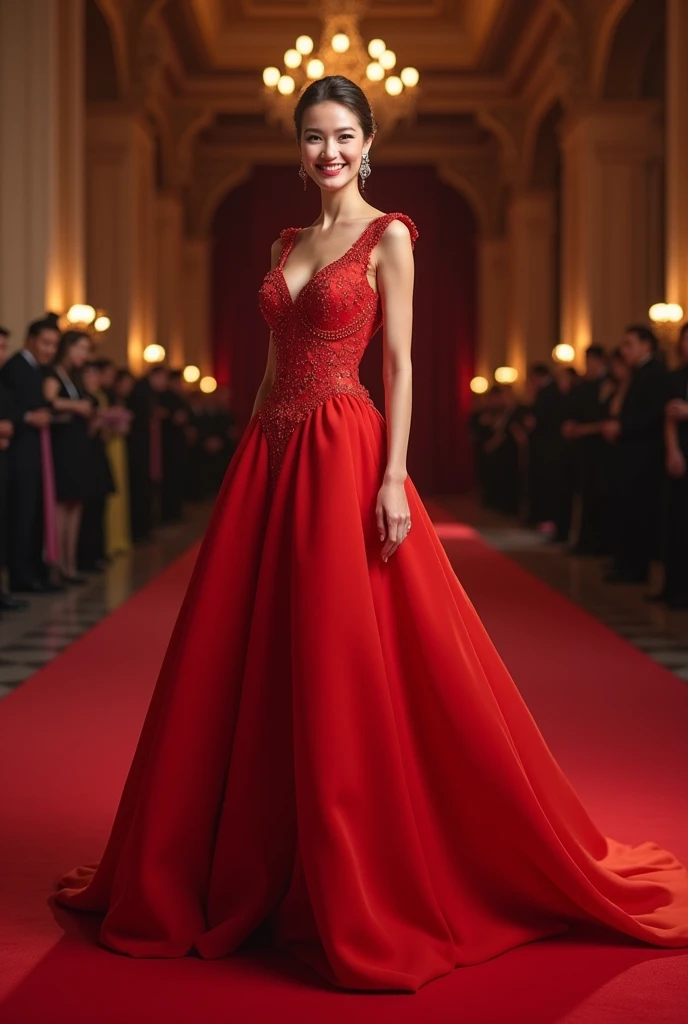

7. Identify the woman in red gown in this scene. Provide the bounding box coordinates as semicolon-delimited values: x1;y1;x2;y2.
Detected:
55;75;688;992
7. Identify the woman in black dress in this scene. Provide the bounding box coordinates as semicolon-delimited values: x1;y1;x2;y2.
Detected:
659;323;688;606
43;331;94;584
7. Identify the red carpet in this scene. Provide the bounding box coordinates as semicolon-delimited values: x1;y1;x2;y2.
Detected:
1;514;687;1023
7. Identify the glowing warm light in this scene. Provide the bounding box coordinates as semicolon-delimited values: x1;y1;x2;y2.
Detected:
384;75;403;96
400;66;420;87
200;376;217;394
379;49;396;70
470;376;489;395
306;58;325;79
332;33;350;53
649;302;684;324
365;61;385;82
277;75;295;95
262;66;280;87
183;364;201;384
143;344;165;364
284;48;302;69
495;366;518;384
67;304;96;325
368;38;386;59
553;343;575;363
296;35;314;55
93;315;111;333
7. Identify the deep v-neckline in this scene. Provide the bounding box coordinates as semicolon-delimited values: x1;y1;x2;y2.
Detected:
278;215;386;307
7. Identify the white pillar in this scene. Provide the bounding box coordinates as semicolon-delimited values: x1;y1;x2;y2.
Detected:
560;105;663;359
667;0;688;315
85;108;156;372
0;0;85;341
507;191;557;381
156;192;184;368
182;238;212;376
477;236;509;380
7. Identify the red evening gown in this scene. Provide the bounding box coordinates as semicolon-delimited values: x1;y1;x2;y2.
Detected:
56;212;688;991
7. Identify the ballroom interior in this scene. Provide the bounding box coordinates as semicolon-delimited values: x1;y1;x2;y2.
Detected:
2;0;687;487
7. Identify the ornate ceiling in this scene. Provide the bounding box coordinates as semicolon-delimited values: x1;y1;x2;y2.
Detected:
88;0;663;235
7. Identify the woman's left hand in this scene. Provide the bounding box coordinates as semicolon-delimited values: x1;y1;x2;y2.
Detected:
376;477;411;563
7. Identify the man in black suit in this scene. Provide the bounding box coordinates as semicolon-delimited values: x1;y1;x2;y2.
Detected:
562;344;609;555
0;318;60;592
526;363;574;542
0;326;28;610
601;325;667;583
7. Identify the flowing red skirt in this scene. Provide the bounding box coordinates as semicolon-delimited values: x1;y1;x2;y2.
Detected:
56;396;688;991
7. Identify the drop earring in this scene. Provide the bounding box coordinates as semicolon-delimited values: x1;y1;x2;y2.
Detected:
299;160;307;191
359;151;371;190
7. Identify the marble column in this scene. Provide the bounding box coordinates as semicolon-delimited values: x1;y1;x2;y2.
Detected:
0;0;85;341
85;107;156;372
667;0;688;316
560;105;663;360
156;192;184;368
182;238;212;376
477;236;509;381
507;191;557;382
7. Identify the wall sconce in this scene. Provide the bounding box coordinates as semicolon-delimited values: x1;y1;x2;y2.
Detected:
494;366;518;384
183;365;201;383
64;304;111;334
649;302;684;325
553;343;575;363
470;376;489;394
199;375;217;394
143;344;166;364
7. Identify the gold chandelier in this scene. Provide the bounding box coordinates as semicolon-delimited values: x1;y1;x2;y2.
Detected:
262;0;420;137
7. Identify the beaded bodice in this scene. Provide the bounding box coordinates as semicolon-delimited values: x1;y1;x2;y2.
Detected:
257;211;418;482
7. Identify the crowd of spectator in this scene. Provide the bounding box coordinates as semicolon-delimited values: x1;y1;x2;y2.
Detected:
470;323;688;608
0;316;237;615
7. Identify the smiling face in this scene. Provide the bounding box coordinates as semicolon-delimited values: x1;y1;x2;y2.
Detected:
299;101;372;193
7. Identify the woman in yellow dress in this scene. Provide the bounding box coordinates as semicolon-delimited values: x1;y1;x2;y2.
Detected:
99;369;134;557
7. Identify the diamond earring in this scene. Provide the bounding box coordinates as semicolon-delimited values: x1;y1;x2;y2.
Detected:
299;160;307;191
359;151;371;190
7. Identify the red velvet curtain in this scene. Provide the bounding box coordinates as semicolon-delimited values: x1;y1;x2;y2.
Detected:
211;165;476;493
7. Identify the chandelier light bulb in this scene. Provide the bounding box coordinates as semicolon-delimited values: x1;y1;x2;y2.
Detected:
332;33;350;53
284;48;302;69
379;49;396;70
200;376;217;394
365;61;385;82
93;315;111;333
277;74;295;95
262;66;280;87
400;66;420;87
296;34;314;55
67;304;96;325
143;344;165;364
306;58;325;79
553;343;575;363
384;75;403;96
495;366;518;384
183;365;201;384
470;376;489;395
368;38;386;59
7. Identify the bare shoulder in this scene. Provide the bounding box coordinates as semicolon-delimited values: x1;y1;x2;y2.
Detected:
379;218;413;244
270;236;283;270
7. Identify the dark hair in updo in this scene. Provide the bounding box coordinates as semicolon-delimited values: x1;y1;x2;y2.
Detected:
293;75;377;140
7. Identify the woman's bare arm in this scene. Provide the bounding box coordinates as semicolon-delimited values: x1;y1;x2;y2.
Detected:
251;238;281;418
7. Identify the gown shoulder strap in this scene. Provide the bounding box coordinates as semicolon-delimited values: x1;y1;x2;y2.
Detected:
277;227;301;269
356;212;419;261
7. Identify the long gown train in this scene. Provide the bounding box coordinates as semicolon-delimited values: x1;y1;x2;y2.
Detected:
55;212;688;992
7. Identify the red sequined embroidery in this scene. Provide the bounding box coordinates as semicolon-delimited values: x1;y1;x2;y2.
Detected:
257;212;419;483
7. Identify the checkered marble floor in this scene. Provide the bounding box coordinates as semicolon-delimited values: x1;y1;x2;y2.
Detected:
0;504;212;700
